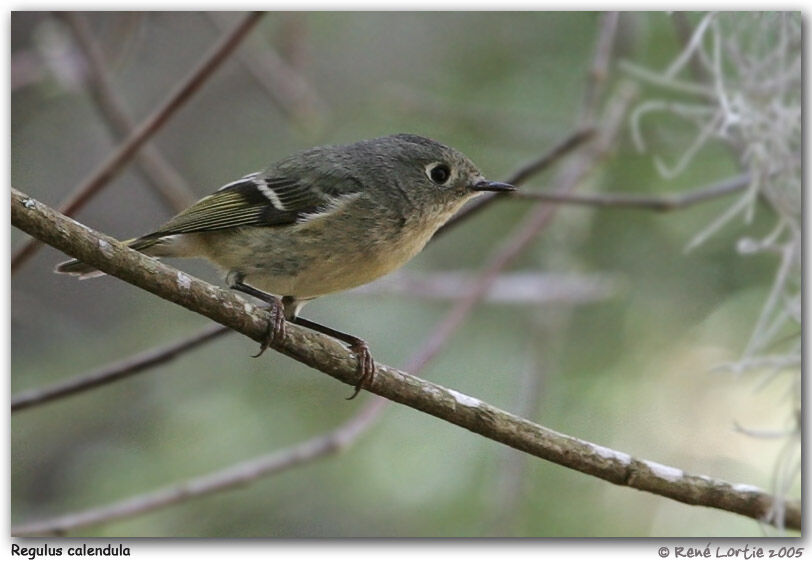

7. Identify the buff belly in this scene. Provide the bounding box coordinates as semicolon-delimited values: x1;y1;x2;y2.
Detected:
155;193;475;299
191;222;436;299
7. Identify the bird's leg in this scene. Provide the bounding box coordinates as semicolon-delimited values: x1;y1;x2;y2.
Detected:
229;276;375;399
228;275;286;357
286;314;375;400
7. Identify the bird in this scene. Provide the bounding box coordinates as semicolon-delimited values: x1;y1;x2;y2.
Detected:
56;133;515;398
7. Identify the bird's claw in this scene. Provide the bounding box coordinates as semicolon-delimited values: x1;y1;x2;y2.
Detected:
253;301;286;358
346;341;375;400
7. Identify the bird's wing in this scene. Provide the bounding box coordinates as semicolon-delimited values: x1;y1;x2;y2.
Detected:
147;173;354;237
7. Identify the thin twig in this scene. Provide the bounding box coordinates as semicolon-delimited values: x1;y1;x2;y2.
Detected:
580;11;620;126
510;172;750;211
12;396;387;536
11;323;229;413
10;11;265;274
11;183;799;533
60;12;198;212
351;271;620;305
488;314;558;535
619;59;717;98
669;12;714;84
206;12;328;132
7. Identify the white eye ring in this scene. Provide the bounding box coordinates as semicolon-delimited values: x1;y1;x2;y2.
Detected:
425;162;452;185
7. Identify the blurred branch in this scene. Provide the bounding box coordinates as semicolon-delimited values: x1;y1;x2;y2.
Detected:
11;323;229;413
206;12;328;133
580;11;620;126
505;128;597;187
511;172;750;211
670;12;713;84
11;147;799;535
351;271;621;305
11;11;265;274
487;311;564;535
60;12;198;212
12;397;387;536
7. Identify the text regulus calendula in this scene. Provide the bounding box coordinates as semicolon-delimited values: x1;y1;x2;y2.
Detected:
56;134;515;398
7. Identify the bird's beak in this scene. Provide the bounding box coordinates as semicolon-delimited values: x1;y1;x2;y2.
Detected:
470;179;516;193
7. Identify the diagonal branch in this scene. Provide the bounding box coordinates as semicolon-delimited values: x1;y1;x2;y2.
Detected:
580;11;620;126
11;323;229;412
12;397;387;536
11;185;799;533
10;11;265;274
60;12;198;212
206;12;328;132
510;172;751;211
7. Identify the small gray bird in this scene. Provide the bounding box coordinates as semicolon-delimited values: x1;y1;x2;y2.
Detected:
56;134;515;398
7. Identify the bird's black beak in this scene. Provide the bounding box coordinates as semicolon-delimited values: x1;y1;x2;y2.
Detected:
471;179;516;193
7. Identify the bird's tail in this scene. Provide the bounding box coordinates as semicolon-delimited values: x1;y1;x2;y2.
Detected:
54;236;162;279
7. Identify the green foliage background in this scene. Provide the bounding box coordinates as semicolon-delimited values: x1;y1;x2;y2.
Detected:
10;12;797;537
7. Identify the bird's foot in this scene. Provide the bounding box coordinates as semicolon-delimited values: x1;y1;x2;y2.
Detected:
252;298;287;358
346;340;375;400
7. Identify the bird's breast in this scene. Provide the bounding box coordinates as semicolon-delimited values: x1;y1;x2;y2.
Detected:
199;195;469;299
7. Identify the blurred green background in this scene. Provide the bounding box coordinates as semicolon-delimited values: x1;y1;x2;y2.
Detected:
10;12;799;537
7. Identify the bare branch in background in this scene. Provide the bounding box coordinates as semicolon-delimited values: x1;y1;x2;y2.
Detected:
670;12;713;84
11;323;230;413
351;271;621;305
60;12;198;212
511;172;750;211
12;397;387;536
11;11;265;274
206;12;328;133
580;11;620;126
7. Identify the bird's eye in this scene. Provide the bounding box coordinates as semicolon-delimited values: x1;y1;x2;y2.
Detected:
426;163;451;185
